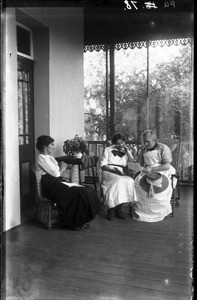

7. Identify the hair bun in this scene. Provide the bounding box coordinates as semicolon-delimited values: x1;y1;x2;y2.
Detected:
36;135;54;151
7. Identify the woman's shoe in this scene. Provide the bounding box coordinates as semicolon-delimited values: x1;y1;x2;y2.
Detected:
106;208;113;221
65;224;89;230
115;212;125;219
114;205;125;219
82;223;90;229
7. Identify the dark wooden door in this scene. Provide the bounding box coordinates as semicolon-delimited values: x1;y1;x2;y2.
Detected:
18;57;35;217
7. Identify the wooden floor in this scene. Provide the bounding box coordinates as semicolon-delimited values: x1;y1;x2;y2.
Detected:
4;186;193;300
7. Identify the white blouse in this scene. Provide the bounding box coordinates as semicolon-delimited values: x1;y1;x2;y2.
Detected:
36;154;60;177
100;145;129;167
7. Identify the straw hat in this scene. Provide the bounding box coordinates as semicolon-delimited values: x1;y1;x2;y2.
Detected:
139;172;169;195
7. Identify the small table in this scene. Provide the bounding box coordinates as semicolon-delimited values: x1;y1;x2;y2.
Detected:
55;155;98;191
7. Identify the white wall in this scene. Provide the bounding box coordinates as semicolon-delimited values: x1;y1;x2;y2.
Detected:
49;15;84;156
3;8;21;230
33;27;50;143
21;7;84;156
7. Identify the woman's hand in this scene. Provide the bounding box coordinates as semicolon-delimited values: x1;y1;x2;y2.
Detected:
142;166;152;174
60;161;68;173
122;144;129;152
62;177;70;182
129;145;138;159
142;163;170;173
124;145;135;162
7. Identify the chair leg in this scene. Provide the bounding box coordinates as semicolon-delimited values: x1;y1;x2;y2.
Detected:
175;179;180;206
99;184;105;205
34;203;39;219
91;166;97;192
47;205;52;229
177;176;180;200
171;188;175;217
174;184;180;207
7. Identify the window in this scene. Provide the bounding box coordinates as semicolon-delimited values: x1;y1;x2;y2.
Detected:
17;23;33;59
84;50;107;141
18;69;31;145
84;38;193;182
84;39;192;142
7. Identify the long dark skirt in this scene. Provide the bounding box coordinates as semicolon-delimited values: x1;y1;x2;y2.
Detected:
41;174;101;227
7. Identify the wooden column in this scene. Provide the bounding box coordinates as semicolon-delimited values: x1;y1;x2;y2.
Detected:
105;47;110;139
146;41;150;129
109;44;115;137
190;38;194;143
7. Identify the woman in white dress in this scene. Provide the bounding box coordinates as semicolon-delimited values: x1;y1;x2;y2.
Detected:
132;130;176;222
100;133;136;220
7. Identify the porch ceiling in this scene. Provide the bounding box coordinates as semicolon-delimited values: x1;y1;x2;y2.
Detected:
83;8;194;45
5;0;194;45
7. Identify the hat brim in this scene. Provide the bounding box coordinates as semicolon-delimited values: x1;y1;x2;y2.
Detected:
139;174;169;194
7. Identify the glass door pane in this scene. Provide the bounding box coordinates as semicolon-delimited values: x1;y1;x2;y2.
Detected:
114;47;147;140
84;50;107;141
18;69;31;145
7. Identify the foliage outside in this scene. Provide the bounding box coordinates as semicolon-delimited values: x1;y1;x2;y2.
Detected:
84;42;192;143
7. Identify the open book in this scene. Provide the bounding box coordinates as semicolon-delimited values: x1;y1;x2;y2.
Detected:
61;182;84;188
127;162;142;172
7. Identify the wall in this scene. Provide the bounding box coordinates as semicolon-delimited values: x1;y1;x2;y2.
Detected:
3;8;21;230
33;27;50;143
49;13;84;156
21;7;84;156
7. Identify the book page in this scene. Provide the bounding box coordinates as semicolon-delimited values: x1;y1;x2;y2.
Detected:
61;182;84;188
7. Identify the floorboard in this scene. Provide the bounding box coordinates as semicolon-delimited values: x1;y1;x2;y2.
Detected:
3;186;193;300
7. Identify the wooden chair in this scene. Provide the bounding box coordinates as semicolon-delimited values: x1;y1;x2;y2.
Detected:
169;139;181;217
98;169;106;208
79;156;99;192
159;138;181;217
31;165;60;229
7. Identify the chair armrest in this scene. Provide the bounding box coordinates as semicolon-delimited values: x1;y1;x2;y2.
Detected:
171;173;180;179
40;197;52;203
171;174;178;189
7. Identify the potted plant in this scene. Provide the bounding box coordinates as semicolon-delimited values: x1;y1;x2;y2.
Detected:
63;135;88;157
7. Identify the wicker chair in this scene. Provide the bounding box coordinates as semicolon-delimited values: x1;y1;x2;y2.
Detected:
157;138;181;217
31;165;60;229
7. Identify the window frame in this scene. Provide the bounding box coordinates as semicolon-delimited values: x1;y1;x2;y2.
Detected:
16;22;33;60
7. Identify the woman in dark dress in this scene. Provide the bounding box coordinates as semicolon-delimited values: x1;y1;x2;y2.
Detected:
36;135;101;230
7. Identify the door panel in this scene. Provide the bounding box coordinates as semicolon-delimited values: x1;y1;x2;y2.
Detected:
18;57;35;213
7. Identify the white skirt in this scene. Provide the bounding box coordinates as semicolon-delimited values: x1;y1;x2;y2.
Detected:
132;167;175;222
101;171;137;208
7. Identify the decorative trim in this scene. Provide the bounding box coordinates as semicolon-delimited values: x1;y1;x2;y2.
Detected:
149;38;191;48
84;44;109;52
84;38;191;52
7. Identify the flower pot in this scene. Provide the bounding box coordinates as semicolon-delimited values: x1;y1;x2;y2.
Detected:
73;152;83;158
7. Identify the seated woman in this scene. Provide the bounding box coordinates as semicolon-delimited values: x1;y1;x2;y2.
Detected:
100;133;136;221
36;135;101;230
132;130;176;222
